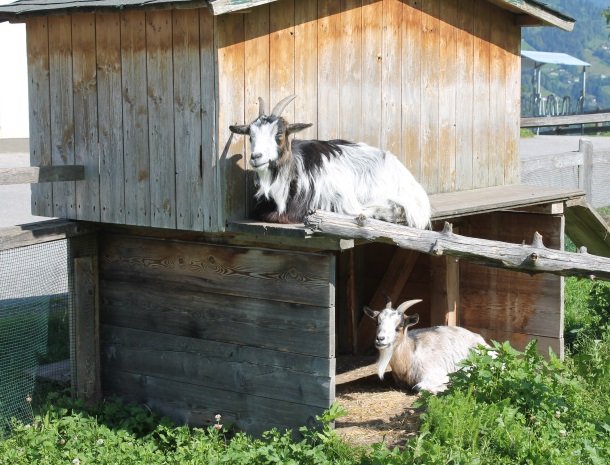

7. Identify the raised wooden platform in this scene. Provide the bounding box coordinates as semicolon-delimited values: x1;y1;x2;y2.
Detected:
228;185;585;244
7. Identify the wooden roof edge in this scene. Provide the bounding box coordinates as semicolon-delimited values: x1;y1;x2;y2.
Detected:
488;0;575;31
0;0;574;31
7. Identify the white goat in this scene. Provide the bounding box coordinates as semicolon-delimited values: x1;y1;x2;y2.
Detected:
364;299;487;394
229;95;431;228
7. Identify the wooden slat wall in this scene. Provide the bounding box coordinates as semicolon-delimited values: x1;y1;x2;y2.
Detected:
99;232;335;434
27;0;522;230
459;211;565;357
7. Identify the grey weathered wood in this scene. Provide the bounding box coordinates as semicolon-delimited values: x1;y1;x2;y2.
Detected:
0;165;84;185
49;15;76;219
565;198;610;258
100;278;334;357
100;234;335;306
121;10;150;226
96;11;125;224
74;255;101;404
304;210;610;281
72;13;100;222
26;17;53;217
147;10;176;229
174;9;204;231
0;219;97;251
102;325;333;407
521;112;610;128
578;138;593;204
429;184;584;220
103;369;331;435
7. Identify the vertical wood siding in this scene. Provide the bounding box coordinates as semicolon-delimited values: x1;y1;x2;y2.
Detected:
28;0;521;230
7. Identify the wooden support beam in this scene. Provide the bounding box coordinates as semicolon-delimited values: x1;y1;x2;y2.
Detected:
305;210;610;281
357;248;419;354
73;255;101;405
565;198;610;258
0;220;97;252
0;165;85;185
430;255;460;326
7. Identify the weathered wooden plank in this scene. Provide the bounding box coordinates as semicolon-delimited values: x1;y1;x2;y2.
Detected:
317;0;341;140
96;12;125;224
472;0;491;189
429;184;584;221
488;7;507;187
0;219;97;252
305;210;610;281
269;0;295;121
200;8;218;232
339;0;362;143
74;255;101;404
173;9;204;231
361;0;382;147
103;369;331;435
100;280;334;357
381;0;402;157
26;17;53;216
100;234;335;306
454;0;474;191
72;13;100;222
216;12;246;225
294;0;318;140
401;0;422;177
565;198;610;258
102;325;333;408
521;112;610;128
0;165;84;185
438;0;457;192
504;11;521;185
48;15;76;219
146;10;176;229
121;10;150;226
420;0;440;193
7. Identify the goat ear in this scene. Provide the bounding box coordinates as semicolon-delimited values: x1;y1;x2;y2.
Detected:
363;306;380;320
229;124;250;135
287;123;313;135
403;313;419;329
395;299;423;315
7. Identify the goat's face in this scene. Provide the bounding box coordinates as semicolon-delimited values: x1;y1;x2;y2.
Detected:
364;299;422;349
229;95;312;171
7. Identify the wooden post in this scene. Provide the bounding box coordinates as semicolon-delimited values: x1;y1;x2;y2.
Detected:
73;252;101;404
578;138;593;204
430;256;460;326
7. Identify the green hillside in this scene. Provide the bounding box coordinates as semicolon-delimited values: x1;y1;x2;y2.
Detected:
521;0;610;114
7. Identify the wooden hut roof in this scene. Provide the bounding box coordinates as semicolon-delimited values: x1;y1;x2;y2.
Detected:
0;0;574;31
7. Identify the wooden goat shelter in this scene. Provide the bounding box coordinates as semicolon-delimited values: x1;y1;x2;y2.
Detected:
1;0;594;434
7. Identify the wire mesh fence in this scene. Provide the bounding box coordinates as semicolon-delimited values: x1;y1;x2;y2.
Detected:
0;238;72;432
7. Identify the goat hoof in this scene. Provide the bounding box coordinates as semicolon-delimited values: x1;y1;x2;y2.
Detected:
355;213;367;226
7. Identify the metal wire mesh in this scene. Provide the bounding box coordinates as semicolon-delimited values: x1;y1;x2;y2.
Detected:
0;239;71;431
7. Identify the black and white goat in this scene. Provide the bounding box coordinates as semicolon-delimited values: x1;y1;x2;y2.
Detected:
229;95;431;228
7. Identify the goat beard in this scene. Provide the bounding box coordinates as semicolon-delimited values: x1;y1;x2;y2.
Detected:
376;346;393;380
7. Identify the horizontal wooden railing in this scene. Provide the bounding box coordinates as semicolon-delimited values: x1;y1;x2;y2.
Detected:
521;112;610;128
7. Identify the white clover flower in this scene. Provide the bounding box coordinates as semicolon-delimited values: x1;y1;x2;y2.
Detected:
559;430;567;437
72;458;81;465
96;438;104;446
215;414;221;422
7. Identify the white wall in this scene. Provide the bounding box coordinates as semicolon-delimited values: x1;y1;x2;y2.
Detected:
0;21;28;139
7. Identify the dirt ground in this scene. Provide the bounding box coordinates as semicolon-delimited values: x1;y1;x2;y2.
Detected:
334;356;422;448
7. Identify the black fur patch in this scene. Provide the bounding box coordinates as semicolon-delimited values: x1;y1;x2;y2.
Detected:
292;139;356;173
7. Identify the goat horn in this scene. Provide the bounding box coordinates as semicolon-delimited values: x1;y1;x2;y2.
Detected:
271;94;297;117
395;299;423;314
258;97;266;117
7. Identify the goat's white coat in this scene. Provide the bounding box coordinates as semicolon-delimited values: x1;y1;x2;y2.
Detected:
369;303;487;393
231;96;431;228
